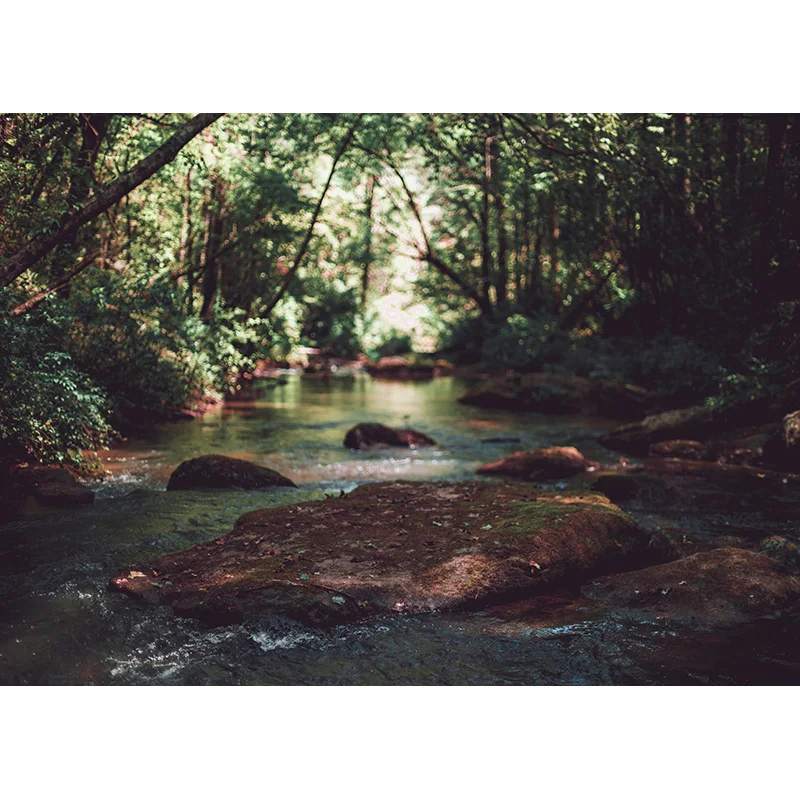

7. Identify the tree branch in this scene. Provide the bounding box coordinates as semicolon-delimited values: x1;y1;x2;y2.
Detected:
354;140;492;317
0;113;223;288
503;113;592;158
10;242;129;317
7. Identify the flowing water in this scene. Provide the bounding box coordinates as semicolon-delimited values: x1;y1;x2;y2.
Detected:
1;373;797;685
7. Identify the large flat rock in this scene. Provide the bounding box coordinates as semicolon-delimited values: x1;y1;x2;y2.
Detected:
110;481;659;627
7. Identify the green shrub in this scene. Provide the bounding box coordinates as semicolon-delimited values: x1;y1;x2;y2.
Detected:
63;271;269;424
0;297;112;468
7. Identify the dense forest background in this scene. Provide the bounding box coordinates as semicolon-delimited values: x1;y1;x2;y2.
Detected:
1;113;798;468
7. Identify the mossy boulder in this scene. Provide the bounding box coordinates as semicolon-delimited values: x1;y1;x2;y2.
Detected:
343;423;436;450
110;480;660;628
583;548;800;627
477;446;598;481
166;455;296;491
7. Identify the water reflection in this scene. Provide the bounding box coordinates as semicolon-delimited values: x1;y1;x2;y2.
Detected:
95;373;618;496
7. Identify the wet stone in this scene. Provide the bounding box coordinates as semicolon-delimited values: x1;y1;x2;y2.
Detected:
343;423;436;450
166;455;296;491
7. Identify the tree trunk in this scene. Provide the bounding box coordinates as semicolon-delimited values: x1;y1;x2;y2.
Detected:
200;181;225;321
481;131;493;309
721;114;739;225
760;114;789;291
674;113;693;211
0;113;222;288
178;165;194;270
360;174;375;308
488;117;507;307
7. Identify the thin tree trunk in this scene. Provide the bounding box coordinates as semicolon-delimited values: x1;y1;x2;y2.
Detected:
760;113;789;288
178;165;194;270
489;117;508;307
264;116;362;316
200;180;225;321
360;174;375;308
481;130;493;308
674;113;693;211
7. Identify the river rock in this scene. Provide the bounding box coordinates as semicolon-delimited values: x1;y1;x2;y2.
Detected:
344;423;436;450
583;548;800;627
459;373;653;419
648;440;707;460
600;405;716;456
594;460;800;513
166;455;296;491
8;465;94;508
109;481;660;628
477;446;598;481
365;356;440;380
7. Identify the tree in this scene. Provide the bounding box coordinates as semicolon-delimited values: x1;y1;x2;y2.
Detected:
0;113;222;288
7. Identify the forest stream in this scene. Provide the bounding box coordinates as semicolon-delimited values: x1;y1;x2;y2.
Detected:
2;373;799;685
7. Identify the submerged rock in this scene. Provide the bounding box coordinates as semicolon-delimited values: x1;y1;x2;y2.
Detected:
166;455;296;491
583;548;800;627
109;481;659;628
459;373;652;419
477;446;598;481
343;423;436;450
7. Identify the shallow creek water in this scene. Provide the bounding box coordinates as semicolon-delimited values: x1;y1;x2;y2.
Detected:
2;373;798;685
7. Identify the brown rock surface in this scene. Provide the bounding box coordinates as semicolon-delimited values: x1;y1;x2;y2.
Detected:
477;446;598;481
343;423;436;450
109;481;658;628
583;548;800;627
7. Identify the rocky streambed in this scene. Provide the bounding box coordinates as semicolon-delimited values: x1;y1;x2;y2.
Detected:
5;372;800;685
